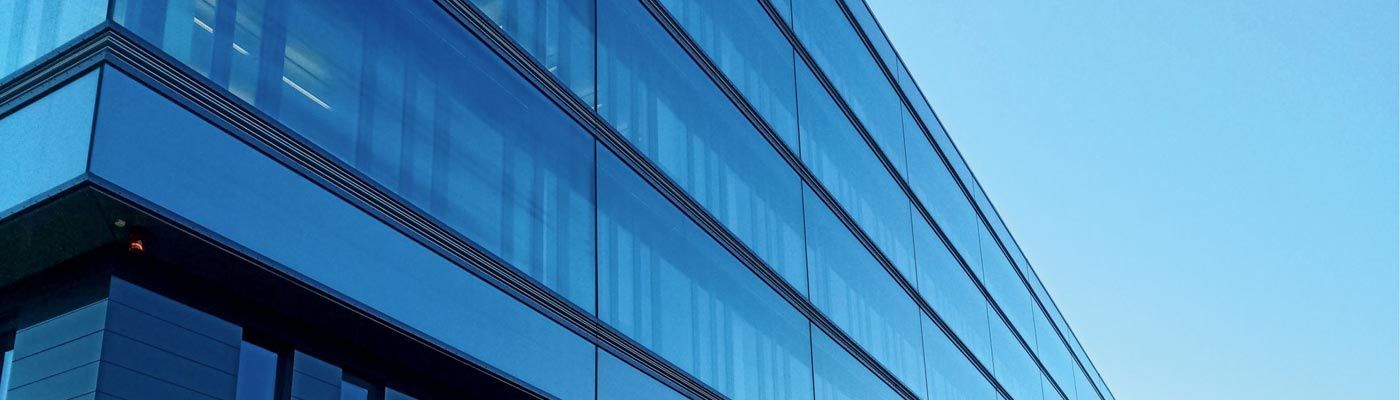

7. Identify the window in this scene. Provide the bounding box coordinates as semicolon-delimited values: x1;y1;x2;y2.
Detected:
598;0;808;291
234;340;280;400
1;333;12;400
340;374;373;400
112;0;600;312
596;148;813;400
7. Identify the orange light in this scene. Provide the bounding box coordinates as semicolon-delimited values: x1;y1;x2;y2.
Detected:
128;239;145;254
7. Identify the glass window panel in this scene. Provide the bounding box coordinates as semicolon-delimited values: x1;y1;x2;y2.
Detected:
982;226;1036;338
904;125;981;275
913;219;991;365
597;0;807;291
803;188;924;396
841;0;898;73
923;317;997;400
339;379;370;400
384;388;416;400
792;0;905;175
596;149;813;400
597;349;686;400
659;0;798;149
0;0;106;80
468;0;595;103
1035;310;1076;400
991;319;1043;400
235;341;279;400
0;70;97;215
811;327;900;400
797;62;915;279
89;68;596;399
1;348;11;400
113;0;599;311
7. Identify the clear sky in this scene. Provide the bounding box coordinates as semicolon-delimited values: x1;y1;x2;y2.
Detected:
865;0;1398;399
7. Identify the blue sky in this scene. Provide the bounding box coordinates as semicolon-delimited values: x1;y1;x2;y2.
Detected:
866;0;1398;399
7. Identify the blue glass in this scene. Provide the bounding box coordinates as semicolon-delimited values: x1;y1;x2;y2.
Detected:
803;188;924;396
991;319;1043;400
0;348;11;400
597;0;808;292
922;317;997;400
841;0;898;75
597;349;685;400
88;68;596;399
913;219;992;365
1035;307;1076;399
659;0;799;149
339;380;369;400
235;341;278;400
596;149;813;400
811;327;900;400
768;0;792;24
384;388;416;400
0;70;97;216
469;0;595;103
792;0;905;175
0;0;105;80
113;0;599;311
904;125;981;274
798;63;915;279
982;226;1036;340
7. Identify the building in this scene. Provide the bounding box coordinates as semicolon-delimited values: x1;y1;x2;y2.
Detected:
0;0;1115;399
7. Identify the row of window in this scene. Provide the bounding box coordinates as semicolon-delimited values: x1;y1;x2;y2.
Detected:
0;0;1107;398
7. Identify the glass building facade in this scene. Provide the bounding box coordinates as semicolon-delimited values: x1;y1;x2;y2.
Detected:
0;0;1114;399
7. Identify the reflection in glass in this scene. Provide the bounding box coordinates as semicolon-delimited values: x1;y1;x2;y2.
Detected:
812;327;900;400
597;349;685;400
90;68;596;399
469;0;595;103
597;149;813;400
235;341;279;400
803;188;925;396
112;0;599;312
339;378;370;400
659;0;799;149
0;0;106;79
792;0;905;175
798;63;915;280
598;0;808;292
923;316;997;400
0;348;11;400
913;218;991;365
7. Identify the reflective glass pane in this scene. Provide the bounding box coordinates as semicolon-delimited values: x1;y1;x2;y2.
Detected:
235;341;278;400
1;348;11;400
923;317;996;400
0;70;97;215
469;0;595;103
659;0;798;149
113;0;599;311
812;327;900;400
339;380;369;400
992;319;1042;400
913;219;991;365
798;62;914;279
89;68;596;399
904;127;981;274
384;388;416;400
803;188;924;396
0;0;105;79
597;349;685;400
792;0;904;175
1036;312;1076;400
982;226;1035;338
597;149;813;400
598;0;807;291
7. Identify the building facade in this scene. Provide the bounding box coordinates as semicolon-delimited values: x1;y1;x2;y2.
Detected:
0;0;1114;399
